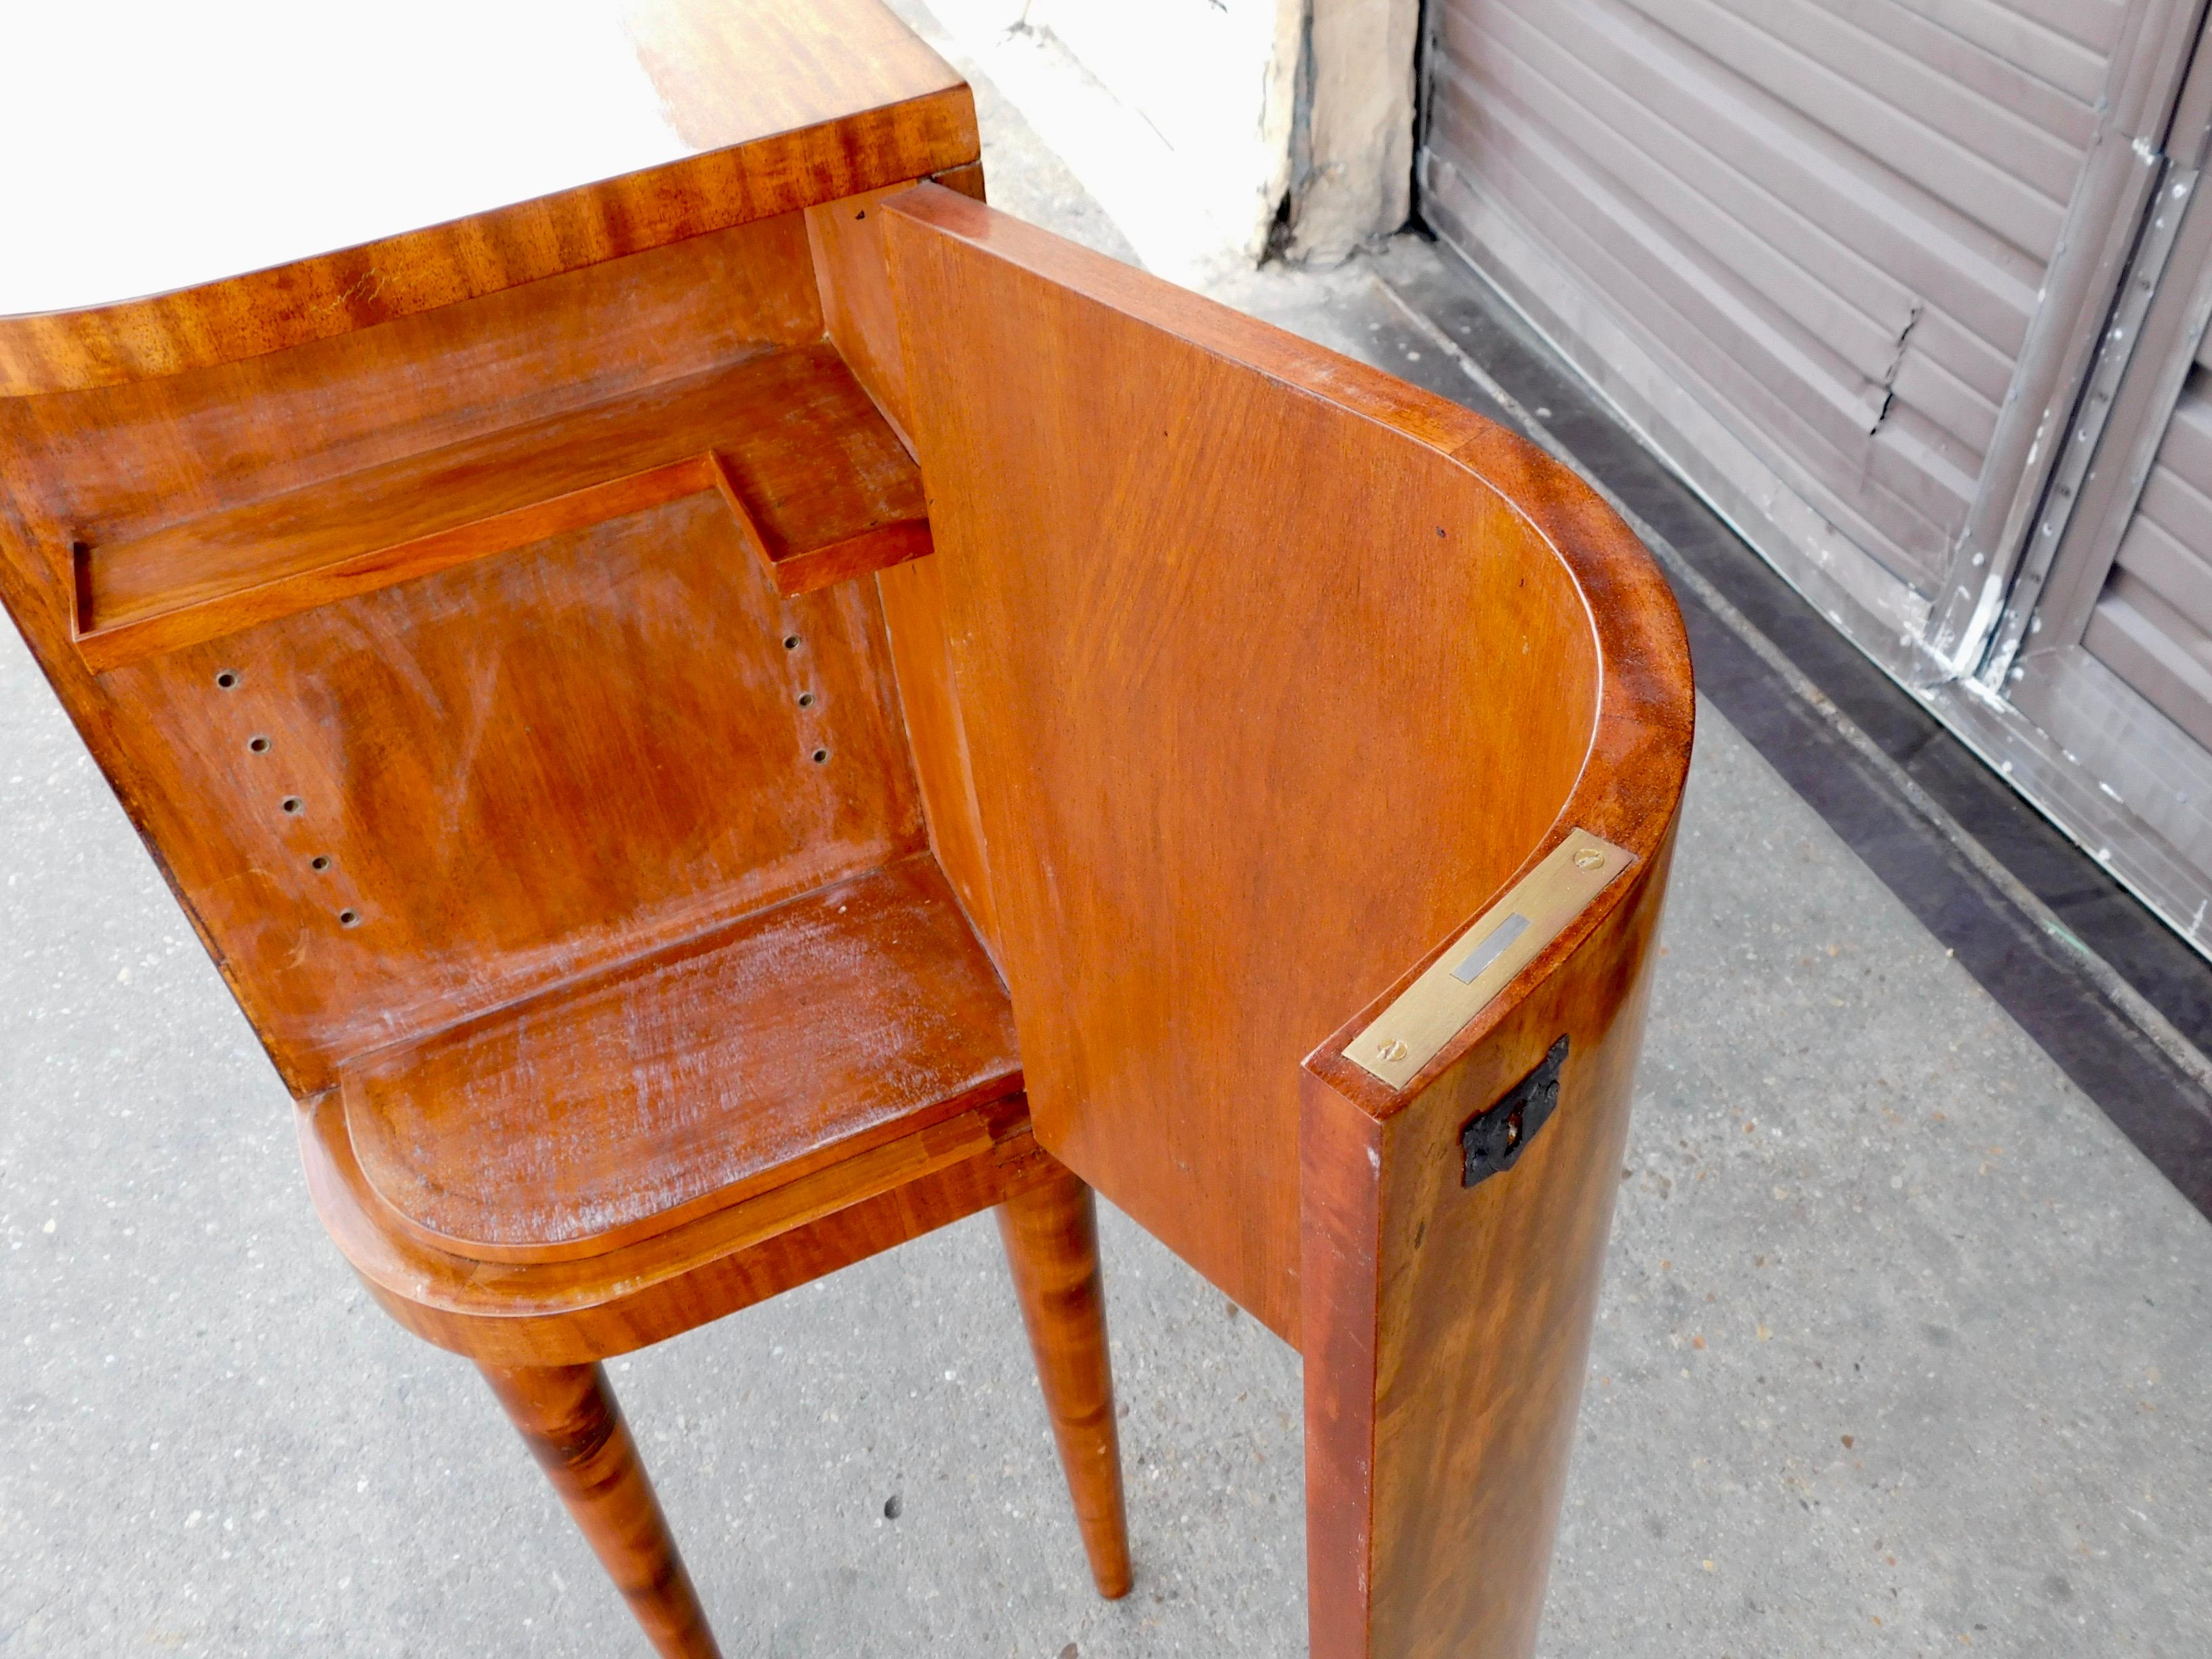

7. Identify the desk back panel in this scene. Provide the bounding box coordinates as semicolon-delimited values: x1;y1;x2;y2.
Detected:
0;211;929;1094
882;188;1608;1339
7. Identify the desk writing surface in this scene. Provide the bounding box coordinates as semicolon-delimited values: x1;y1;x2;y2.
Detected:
0;0;968;331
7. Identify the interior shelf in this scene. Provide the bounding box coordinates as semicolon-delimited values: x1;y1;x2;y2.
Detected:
72;340;932;672
337;851;1019;1265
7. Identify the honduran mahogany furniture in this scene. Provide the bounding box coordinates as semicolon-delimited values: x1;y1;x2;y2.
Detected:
0;3;1694;1656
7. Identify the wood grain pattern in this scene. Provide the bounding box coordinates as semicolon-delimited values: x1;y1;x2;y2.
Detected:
0;12;1138;1653
811;186;932;447
480;1361;721;1659
343;853;1018;1264
0;0;976;394
1279;232;1695;1654
997;1171;1133;1599
873;552;1005;961
1;211;838;1097
304;1088;1050;1364
1303;827;1679;1659
5;211;825;560
0;5;1698;1646
96;489;924;1093
73;342;931;670
882;185;1612;1339
882;183;1692;1656
810;171;1004;957
805;165;989;447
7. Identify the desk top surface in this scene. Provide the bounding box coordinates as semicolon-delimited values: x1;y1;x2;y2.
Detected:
1;0;962;321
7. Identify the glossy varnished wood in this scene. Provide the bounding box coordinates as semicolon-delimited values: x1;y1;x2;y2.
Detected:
872;550;1006;960
882;184;1693;1656
96;490;925;1092
808;169;1004;956
342;853;1017;1264
305;1089;1056;1365
480;1361;720;1659
0;9;1132;1653
1302;830;1680;1659
74;340;930;670
4;3;1694;1650
0;207;930;1097
0;0;975;394
882;185;1611;1340
804;165;987;447
997;1171;1133;1599
1284;251;1695;1655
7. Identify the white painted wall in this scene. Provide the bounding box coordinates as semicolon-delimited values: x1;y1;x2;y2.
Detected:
912;0;1414;281
1286;0;1420;264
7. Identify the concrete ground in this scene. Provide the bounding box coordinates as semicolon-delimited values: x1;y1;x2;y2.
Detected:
7;26;2212;1659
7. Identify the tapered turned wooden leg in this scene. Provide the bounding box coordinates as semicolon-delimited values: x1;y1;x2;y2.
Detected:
479;1361;721;1659
998;1168;1134;1598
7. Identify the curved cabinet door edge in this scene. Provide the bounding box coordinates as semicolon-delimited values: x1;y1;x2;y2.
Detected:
877;181;1694;1343
1300;818;1681;1659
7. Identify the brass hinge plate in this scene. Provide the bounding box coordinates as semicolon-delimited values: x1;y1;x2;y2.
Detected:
1346;829;1635;1090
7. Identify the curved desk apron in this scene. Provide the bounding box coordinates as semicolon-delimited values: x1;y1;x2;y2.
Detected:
0;4;1692;1656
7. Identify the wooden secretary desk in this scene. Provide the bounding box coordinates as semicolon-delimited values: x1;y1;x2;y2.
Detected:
0;3;1693;1656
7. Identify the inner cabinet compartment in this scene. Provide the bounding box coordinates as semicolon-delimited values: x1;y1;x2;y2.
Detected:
5;197;987;1097
68;240;931;674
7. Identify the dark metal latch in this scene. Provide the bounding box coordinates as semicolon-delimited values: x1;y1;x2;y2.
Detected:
1461;1034;1569;1188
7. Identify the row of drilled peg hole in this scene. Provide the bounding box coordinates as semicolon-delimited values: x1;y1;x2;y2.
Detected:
214;668;358;928
209;632;823;928
784;632;830;765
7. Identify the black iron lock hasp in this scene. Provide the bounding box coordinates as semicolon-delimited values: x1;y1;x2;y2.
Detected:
1461;1034;1570;1189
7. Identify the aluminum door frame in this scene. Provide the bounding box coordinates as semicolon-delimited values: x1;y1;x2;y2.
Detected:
1957;22;2212;944
1923;0;2212;680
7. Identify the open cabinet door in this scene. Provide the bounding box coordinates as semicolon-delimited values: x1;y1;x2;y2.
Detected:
872;183;1693;1658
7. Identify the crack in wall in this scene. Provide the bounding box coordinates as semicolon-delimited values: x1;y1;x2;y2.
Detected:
1265;1;1319;265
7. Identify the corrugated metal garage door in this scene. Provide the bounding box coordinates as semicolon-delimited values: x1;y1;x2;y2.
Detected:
2085;350;2212;746
1421;0;2123;603
1419;0;2212;956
